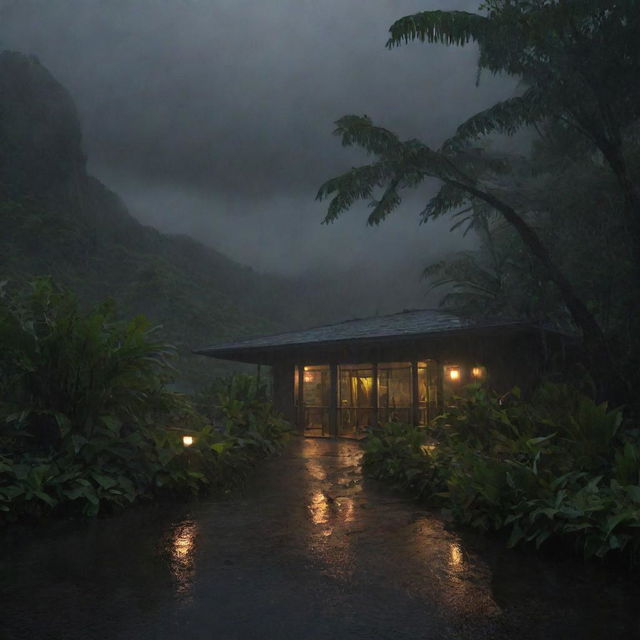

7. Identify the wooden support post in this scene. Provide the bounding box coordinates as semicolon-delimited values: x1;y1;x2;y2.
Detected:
329;363;338;438
296;364;304;434
436;360;445;415
411;361;419;426
371;363;378;427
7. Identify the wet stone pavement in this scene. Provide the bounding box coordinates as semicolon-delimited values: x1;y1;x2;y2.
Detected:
2;438;640;639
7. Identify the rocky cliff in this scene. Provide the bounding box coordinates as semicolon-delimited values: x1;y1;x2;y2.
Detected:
0;51;296;389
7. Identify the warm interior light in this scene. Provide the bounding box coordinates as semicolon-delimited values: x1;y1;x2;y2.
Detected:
472;366;483;378
421;443;437;454
182;435;194;447
449;368;460;381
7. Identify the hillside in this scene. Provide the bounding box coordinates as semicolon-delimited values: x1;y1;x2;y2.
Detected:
0;51;303;389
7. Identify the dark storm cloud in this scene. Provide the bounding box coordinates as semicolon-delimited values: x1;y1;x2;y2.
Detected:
1;0;516;283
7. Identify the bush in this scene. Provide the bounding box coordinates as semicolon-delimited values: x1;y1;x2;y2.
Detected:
362;421;440;498
0;279;289;521
195;373;291;456
363;383;640;562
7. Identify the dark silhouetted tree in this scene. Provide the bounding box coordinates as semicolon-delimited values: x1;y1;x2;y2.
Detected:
317;0;640;402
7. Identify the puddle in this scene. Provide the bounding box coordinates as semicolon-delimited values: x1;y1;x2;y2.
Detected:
1;438;640;639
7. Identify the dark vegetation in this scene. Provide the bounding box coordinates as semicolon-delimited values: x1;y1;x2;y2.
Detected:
318;0;640;409
363;385;640;563
320;1;640;562
0;278;289;521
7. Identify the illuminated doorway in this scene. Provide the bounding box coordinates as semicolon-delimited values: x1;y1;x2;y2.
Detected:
299;365;331;437
338;364;374;438
417;360;439;424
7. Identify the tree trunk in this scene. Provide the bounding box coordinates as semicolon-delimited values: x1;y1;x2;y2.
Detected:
447;178;628;404
597;139;640;272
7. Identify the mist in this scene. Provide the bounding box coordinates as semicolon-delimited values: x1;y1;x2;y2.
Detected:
1;0;516;305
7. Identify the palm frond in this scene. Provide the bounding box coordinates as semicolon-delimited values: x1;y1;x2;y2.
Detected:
318;115;482;225
443;88;544;151
317;163;392;224
387;10;488;48
420;182;468;222
333;115;402;157
367;178;401;226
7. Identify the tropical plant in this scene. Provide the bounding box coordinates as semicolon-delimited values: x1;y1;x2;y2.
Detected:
423;216;567;325
195;374;291;456
316;0;640;404
0;281;290;521
0;277;176;450
386;1;640;262
362;383;640;562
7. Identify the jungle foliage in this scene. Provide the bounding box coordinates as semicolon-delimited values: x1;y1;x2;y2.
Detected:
317;0;640;406
363;384;640;562
0;279;289;521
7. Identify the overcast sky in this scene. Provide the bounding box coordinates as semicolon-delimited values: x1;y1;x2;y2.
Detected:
1;0;515;291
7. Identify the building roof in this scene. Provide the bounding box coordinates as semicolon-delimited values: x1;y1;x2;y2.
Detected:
194;308;548;363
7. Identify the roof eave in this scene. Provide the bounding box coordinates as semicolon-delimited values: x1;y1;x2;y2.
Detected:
193;322;570;365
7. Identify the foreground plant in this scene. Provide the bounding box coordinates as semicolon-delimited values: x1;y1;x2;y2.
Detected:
0;279;289;521
363;383;640;563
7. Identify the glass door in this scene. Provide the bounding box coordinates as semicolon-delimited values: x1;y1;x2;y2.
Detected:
338;364;374;438
301;365;331;437
417;360;438;424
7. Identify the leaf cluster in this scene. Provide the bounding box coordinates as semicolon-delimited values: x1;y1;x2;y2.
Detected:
0;281;290;521
362;382;640;562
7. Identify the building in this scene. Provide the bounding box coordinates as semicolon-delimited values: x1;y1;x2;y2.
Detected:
195;309;568;439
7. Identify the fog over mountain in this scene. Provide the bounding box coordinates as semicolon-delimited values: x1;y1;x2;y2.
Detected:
1;0;516;305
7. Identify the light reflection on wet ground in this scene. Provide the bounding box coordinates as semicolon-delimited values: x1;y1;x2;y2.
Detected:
170;520;197;600
1;438;640;639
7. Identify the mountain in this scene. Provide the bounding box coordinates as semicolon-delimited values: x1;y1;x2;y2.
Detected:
0;50;309;389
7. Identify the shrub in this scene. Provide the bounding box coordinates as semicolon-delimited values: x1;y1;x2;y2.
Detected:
0;280;289;521
362;383;640;562
362;421;441;499
0;277;177;451
195;373;291;456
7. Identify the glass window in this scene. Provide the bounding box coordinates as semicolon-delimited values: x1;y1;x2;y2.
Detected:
378;362;412;425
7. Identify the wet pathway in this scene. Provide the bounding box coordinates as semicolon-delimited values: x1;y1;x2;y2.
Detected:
2;438;640;639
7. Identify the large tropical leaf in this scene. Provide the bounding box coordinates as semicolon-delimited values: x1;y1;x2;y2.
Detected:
387;10;489;48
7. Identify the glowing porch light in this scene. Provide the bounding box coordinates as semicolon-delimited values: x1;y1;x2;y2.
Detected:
182;435;194;447
448;368;461;381
472;366;484;379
